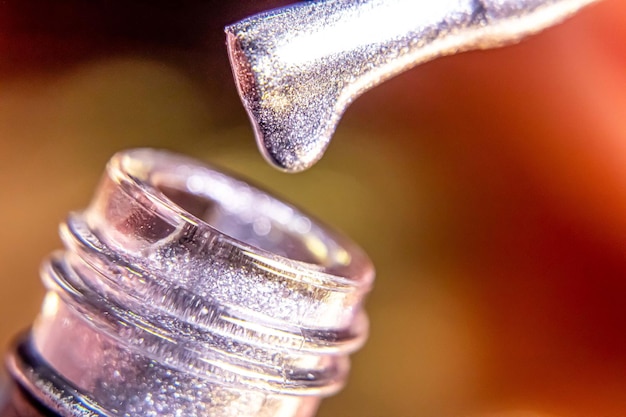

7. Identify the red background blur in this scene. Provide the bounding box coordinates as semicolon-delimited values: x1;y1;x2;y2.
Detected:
0;1;625;416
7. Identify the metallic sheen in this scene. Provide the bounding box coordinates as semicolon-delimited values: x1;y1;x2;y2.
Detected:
226;0;600;172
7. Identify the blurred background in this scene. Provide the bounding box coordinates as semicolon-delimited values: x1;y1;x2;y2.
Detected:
1;1;625;416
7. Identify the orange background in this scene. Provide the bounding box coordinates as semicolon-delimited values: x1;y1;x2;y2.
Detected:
1;1;626;416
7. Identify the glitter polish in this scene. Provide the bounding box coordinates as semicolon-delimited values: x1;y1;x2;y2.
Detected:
226;0;599;172
2;149;374;417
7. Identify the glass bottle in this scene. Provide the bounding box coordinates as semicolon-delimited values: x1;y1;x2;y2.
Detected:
1;149;374;417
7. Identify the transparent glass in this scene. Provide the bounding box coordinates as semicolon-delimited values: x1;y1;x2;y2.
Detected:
4;149;374;417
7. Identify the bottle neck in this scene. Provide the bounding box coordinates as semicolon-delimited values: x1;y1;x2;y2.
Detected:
6;149;373;417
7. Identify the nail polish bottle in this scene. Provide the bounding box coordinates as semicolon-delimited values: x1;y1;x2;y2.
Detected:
1;149;374;417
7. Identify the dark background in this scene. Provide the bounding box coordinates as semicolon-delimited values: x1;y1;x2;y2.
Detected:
1;1;626;416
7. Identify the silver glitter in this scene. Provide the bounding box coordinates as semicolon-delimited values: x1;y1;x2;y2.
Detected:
226;0;600;172
8;149;374;417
